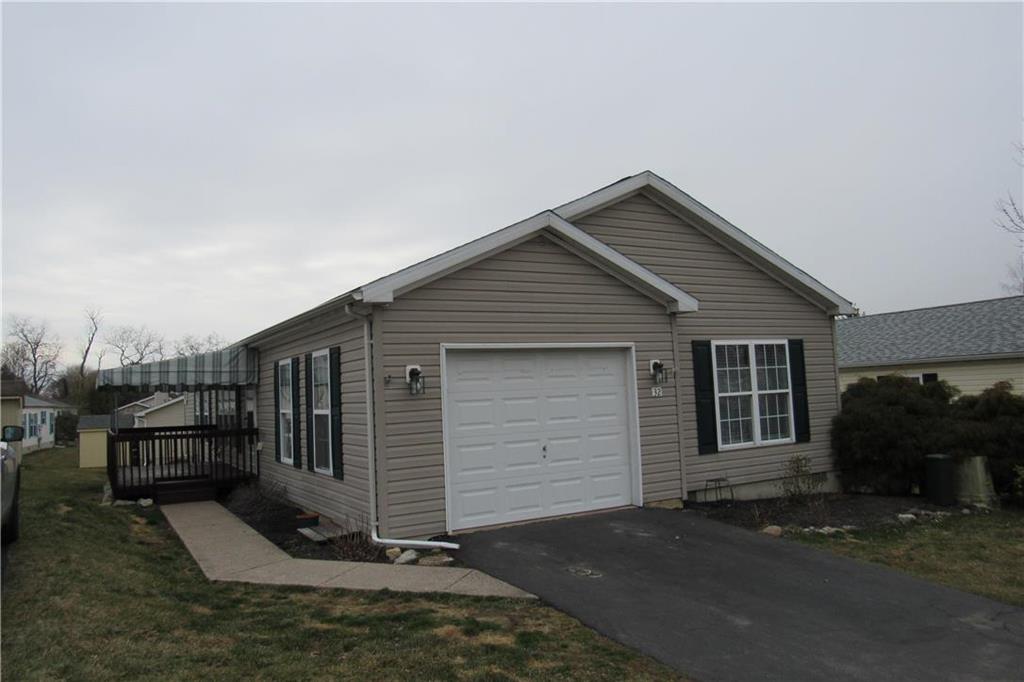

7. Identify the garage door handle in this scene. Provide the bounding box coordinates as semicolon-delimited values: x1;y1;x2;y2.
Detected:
542;444;547;456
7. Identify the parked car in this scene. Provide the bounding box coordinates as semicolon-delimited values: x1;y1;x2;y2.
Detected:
2;425;24;544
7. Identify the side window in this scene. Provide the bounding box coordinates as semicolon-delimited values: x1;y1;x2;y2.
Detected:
311;350;332;474
278;361;294;464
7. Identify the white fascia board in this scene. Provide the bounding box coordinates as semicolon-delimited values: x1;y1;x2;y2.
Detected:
359;212;551;303
358;211;698;312
545;214;698;312
135;395;186;416
554;171;857;316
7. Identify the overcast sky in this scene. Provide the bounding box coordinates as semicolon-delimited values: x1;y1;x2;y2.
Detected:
3;2;1022;367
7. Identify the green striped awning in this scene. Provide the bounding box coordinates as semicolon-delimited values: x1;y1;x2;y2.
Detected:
96;346;259;390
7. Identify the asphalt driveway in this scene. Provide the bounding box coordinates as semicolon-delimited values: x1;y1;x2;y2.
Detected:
456;508;1024;682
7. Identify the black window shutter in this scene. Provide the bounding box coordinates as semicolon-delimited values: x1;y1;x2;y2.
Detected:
691;340;718;455
788;339;811;443
329;346;343;479
922;373;939;384
305;353;315;471
273;363;281;463
291;357;302;468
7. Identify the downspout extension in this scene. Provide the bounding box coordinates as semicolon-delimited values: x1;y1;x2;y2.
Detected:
346;303;460;551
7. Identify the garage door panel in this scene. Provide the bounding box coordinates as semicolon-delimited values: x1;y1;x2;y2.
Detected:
549;476;586;511
588;431;630;466
446;348;636;531
451;398;496;433
501;396;541;429
503;438;544;473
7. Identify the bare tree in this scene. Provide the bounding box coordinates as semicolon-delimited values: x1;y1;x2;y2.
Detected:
1001;260;1024;295
105;325;165;366
1;316;62;393
78;308;102;377
995;142;1024;294
172;332;227;357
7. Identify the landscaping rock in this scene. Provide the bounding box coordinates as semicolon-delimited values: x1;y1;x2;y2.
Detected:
385;547;402;561
417;554;454;567
962;508;972;515
138;498;154;508
112;500;135;507
897;513;916;524
761;525;783;537
394;549;419;565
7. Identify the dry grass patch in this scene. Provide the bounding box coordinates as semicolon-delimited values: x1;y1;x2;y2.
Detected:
796;507;1024;606
2;448;683;681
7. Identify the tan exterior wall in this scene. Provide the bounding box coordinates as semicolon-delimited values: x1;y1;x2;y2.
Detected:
374;235;680;539
137;400;187;428
255;314;370;527
573;192;840;492
1;397;23;457
1;397;21;430
840;358;1024;396
78;429;108;468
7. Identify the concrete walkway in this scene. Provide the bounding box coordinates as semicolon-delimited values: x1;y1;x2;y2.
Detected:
161;501;532;598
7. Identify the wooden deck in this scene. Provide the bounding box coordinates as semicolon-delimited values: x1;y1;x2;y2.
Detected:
108;425;258;499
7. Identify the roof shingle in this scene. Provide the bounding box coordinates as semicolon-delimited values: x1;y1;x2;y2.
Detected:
837;296;1024;367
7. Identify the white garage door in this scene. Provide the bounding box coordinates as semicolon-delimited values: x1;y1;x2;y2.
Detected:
444;347;637;531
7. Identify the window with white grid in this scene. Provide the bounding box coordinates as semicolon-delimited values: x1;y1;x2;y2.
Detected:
713;341;794;449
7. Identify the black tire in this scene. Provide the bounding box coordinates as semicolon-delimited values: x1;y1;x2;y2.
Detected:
2;475;20;545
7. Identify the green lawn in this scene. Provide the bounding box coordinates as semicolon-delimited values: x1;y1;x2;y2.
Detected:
795;508;1024;607
1;448;680;681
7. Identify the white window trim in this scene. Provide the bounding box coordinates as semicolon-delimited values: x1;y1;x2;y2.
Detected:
311;349;333;476
711;340;797;451
278;359;294;465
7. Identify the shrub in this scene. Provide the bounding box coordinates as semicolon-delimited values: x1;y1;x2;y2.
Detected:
779;453;825;504
833;378;1024;498
55;412;78;444
831;375;957;494
945;382;1024;496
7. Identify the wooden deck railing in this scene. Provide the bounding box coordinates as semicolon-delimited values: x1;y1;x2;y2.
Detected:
107;425;259;499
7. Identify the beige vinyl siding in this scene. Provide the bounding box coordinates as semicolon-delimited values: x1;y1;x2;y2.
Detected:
840;358;1024;396
375;235;679;539
254;314;370;526
574;192;840;491
137;399;187;428
78;428;107;468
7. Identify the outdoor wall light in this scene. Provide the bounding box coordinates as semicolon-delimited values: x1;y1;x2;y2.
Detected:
649;359;669;385
406;365;425;396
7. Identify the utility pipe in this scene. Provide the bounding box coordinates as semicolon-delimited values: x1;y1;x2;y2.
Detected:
346;304;460;551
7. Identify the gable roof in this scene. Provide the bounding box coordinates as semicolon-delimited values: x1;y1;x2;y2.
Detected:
135;395;185;417
23;395;73;409
240;171;853;345
837;296;1024;368
357;211;698;311
78;413;135;431
554;171;856;315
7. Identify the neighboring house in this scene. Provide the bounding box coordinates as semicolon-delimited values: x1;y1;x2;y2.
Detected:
116;392;176;417
837;296;1024;395
98;171;855;540
20;395;74;452
78;414;136;468
133;395;187;428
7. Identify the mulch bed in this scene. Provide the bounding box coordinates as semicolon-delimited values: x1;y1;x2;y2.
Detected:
222;484;388;563
688;493;955;531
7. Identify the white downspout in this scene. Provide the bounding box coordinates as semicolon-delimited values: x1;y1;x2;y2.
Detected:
347;304;459;551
